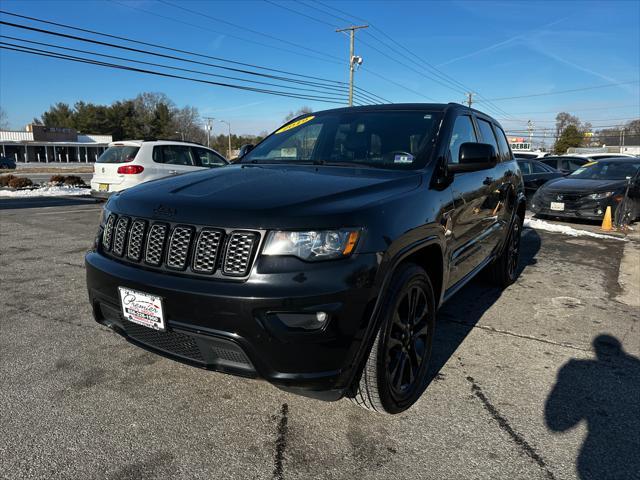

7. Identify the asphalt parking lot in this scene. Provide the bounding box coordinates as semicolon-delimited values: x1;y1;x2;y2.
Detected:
1;198;638;480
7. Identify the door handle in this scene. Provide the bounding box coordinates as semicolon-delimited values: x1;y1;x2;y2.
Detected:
168;170;179;175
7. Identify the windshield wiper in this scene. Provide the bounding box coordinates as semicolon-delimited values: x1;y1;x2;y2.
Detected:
312;160;384;168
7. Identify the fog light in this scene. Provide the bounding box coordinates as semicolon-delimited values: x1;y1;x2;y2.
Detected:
269;312;329;331
597;208;603;215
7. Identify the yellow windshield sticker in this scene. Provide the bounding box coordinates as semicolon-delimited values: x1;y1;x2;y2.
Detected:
275;115;315;134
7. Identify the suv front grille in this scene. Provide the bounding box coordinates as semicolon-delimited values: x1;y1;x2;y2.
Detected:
102;214;259;278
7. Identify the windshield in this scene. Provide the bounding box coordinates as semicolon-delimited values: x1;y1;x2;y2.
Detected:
97;146;140;164
569;161;640;180
242;111;443;169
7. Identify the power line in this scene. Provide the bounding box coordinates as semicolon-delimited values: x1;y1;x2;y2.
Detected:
0;9;346;87
157;0;340;64
0;35;357;100
104;3;388;104
303;0;518;121
259;0;437;102
477;81;640;102
108;0;341;67
0;19;379;103
0;44;353;104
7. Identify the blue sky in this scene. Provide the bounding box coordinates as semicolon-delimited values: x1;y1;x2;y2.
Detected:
0;0;638;137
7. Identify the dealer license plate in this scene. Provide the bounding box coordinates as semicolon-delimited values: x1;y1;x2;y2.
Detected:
550;202;565;211
99;183;109;192
118;287;165;331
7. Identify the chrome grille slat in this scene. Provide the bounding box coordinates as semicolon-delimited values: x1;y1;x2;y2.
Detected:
145;224;168;266
112;216;130;256
166;226;194;270
126;220;147;261
223;232;258;276
192;229;223;274
102;214;116;251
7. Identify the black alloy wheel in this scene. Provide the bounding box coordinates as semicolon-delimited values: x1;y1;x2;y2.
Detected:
386;284;431;402
349;263;436;414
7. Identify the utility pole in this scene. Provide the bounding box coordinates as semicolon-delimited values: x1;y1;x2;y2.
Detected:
464;92;474;108
204;116;215;148
336;25;368;106
527;120;535;148
219;120;232;159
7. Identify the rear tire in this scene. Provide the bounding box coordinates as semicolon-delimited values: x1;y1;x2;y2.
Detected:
349;263;436;414
488;213;522;288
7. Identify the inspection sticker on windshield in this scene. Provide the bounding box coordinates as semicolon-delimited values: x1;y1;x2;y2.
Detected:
119;287;165;331
394;153;414;164
275;115;315;134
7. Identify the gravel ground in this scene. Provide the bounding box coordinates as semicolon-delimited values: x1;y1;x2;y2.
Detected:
0;198;638;480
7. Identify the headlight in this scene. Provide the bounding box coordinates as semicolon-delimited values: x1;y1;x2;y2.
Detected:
588;191;614;200
98;204;111;226
263;229;361;261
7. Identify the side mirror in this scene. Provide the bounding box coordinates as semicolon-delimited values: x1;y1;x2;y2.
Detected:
449;143;498;173
238;144;255;159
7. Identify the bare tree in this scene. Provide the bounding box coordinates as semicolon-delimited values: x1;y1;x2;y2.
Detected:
0;107;9;130
284;106;313;122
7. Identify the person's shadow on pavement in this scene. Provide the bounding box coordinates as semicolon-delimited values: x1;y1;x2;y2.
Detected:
545;334;640;480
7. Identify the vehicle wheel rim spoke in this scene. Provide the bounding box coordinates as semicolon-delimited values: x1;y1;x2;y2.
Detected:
387;283;431;398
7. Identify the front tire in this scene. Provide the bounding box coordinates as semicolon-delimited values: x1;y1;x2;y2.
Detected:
349;263;436;414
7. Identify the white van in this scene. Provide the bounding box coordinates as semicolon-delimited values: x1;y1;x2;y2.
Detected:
90;140;228;198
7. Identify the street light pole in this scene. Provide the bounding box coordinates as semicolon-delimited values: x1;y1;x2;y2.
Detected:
203;117;214;148
175;131;184;141
219;120;231;158
336;25;368;106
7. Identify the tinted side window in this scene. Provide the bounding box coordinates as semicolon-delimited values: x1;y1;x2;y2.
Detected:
476;119;499;155
192;147;227;167
517;160;532;174
531;162;549;173
567;158;586;170
449;115;477;164
153;145;196;166
541;159;557;169
495;127;513;161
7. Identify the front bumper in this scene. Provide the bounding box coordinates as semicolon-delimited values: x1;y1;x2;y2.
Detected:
86;251;380;401
531;196;615;220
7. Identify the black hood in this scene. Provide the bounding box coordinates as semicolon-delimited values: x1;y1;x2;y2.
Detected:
109;164;423;229
540;177;627;193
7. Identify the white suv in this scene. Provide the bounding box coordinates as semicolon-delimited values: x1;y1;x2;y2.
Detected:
90;140;228;198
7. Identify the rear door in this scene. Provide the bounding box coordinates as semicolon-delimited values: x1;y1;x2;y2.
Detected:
475;118;511;258
150;144;205;179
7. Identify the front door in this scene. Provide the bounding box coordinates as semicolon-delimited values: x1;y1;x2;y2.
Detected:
446;114;494;287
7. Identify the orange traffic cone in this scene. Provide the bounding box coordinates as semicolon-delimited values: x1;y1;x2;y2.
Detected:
601;206;613;231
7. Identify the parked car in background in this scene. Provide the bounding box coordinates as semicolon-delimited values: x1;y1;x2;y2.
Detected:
0;155;16;169
531;157;640;221
540;155;590;174
90;140;228;198
86;103;526;414
514;151;548;160
517;159;565;199
582;152;638;160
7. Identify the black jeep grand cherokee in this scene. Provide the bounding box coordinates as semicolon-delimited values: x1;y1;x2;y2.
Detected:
86;103;525;414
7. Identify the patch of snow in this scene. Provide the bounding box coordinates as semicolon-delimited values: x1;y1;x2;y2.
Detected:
0;186;90;197
524;217;626;241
